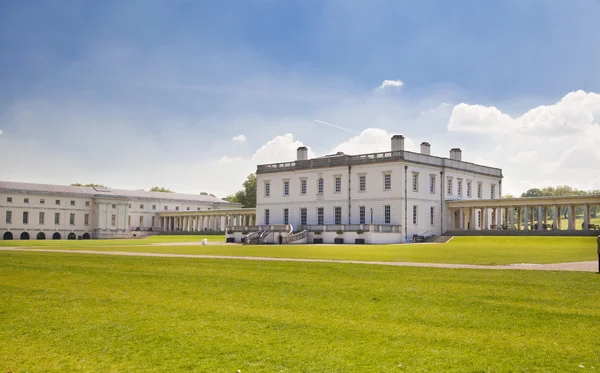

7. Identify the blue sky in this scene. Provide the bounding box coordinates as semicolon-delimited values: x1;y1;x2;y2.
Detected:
1;0;599;195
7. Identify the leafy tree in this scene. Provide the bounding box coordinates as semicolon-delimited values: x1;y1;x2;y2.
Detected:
199;192;216;197
224;174;256;208
71;183;109;188
149;186;174;193
521;188;544;197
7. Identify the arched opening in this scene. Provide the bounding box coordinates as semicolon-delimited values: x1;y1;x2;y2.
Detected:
52;232;61;240
20;232;30;240
82;233;90;240
37;232;46;240
67;232;76;240
3;232;13;240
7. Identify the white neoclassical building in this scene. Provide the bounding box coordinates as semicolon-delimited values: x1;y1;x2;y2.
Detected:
0;181;242;240
254;135;504;243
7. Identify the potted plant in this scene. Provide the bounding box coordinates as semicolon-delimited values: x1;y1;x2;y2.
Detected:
334;229;344;244
226;228;235;243
313;230;323;244
355;229;365;244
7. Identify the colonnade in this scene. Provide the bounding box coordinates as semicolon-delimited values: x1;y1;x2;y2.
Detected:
160;213;256;232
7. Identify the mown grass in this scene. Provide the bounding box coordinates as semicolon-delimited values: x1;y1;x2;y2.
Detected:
2;236;596;265
1;251;599;372
0;234;226;247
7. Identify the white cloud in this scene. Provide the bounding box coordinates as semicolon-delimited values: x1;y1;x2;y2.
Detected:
0;130;3;135
252;134;314;164
508;150;537;164
331;128;418;155
377;79;404;89
232;134;246;143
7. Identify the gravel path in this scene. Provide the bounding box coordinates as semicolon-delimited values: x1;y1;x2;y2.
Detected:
1;247;597;272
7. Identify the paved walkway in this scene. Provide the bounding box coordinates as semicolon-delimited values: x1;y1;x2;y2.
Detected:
0;247;597;272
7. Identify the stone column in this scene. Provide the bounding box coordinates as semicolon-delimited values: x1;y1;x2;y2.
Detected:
583;204;590;230
516;207;521;230
523;206;529;231
537;206;543;230
567;205;575;231
482;207;488;230
552;206;559;230
543;207;548;226
507;206;513;230
557;208;562;230
497;207;503;230
459;208;464;230
470;207;477;230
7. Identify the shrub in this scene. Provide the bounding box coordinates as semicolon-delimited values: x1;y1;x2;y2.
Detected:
226;229;234;235
356;229;364;235
313;230;322;235
336;229;344;235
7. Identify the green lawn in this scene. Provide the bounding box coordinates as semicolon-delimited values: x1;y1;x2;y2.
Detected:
0;234;226;247
2;236;597;265
1;252;599;372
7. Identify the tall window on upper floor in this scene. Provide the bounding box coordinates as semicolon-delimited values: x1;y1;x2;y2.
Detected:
265;181;271;197
457;179;463;197
429;175;436;194
359;206;366;224
39;212;45;225
477;182;483;199
54;213;60;225
23;211;29;224
300;208;307;225
359;175;366;192
111;214;116;226
84;214;90;226
264;209;270;225
467;181;472;198
447;177;453;196
412;205;418;225
430;206;435;225
334;176;342;193
283;208;289;224
300;179;307;195
128;215;132;226
384;205;391;224
334;207;342;224
283;180;290;196
317;178;324;194
491;184;496;199
317;207;324;225
384;173;391;191
413;172;419;192
70;213;75;225
151;216;156;226
139;216;144;226
5;211;12;224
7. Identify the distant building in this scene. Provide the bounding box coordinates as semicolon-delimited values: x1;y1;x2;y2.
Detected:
0;181;241;240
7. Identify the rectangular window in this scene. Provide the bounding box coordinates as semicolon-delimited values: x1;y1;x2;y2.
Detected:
300;179;307;195
359;206;366;224
300;208;307;225
24;198;29;204
70;200;75;206
283;180;289;196
5;211;12;224
139;216;144;226
164;206;168;210
467;181;472;198
457;179;463;197
140;204;144;209
112;204;117;209
384;205;391;224
283;208;289;224
55;199;60;205
40;199;45;204
111;214;116;226
430;206;435;225
335;176;342;193
6;197;12;203
39;212;45;225
384;174;391;190
152;216;156;226
69;213;75;225
186;207;190;211
412;205;418;225
152;205;156;210
175;206;179;211
477;210;481;227
317;207;324;225
491;185;496;199
317;178;324;194
447;177;453;196
128;215;131;226
413;172;419;192
477;182;483;199
84;214;89;226
265;182;271;197
334;207;342;224
85;201;90;207
428;175;435;194
128;204;132;208
264;209;270;225
359;175;366;192
54;213;60;225
23;211;29;224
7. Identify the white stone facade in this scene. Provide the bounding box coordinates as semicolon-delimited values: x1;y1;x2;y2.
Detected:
255;137;503;242
0;182;241;240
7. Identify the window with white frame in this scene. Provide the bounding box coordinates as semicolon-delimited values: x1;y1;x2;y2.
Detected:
359;206;366;224
6;197;12;203
412;205;418;225
300;208;307;225
24;198;29;204
55;199;60;205
175;207;179;211
300;179;307;195
85;201;90;207
384;205;391;224
334;176;342;193
477;210;481;227
23;211;29;224
429;174;436;194
430;206;435;225
139;216;144;226
384;173;391;190
152;216;156;226
140;204;144;209
5;211;11;224
112;204;117;209
54;213;60;225
264;209;270;225
467;181;472;197
152;205;156;210
359;175;366;192
283;180;290;196
317;207;324;225
164;206;168;210
413;172;419;192
40;199;45;205
84;214;90;226
70;200;75;206
317;178;324;194
39;212;45;225
457;179;463;197
477;182;483;199
70;213;75;225
128;215;131;226
334;207;342;224
265;181;271;197
447;177;453;196
111;214;116;226
491;184;496;199
283;208;289;224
